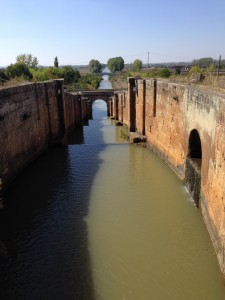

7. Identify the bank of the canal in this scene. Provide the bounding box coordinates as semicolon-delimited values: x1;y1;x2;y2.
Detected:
0;74;224;299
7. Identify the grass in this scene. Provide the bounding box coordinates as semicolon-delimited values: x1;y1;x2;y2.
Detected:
120;125;129;141
110;68;225;92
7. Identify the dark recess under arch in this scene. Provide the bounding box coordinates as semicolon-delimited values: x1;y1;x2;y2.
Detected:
185;129;202;207
188;129;202;159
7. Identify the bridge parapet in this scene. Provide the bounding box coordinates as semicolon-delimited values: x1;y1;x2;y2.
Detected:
71;89;115;105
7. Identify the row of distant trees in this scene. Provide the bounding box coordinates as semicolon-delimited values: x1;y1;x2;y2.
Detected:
1;54;224;86
88;56;225;74
192;57;225;68
88;56;125;73
0;54;101;90
1;55;139;85
0;54;81;84
1;54;127;84
88;57;144;73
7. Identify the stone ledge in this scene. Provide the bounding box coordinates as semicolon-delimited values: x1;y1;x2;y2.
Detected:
129;132;146;144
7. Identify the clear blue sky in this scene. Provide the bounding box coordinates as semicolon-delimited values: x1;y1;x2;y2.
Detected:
1;0;225;66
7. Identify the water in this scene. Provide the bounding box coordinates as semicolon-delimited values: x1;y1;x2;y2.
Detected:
0;98;225;299
98;67;112;89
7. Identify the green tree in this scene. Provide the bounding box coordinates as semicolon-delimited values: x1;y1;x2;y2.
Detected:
188;66;204;82
88;59;102;73
192;57;214;68
16;53;39;69
6;62;33;80
32;66;81;84
157;68;171;78
132;59;142;71
0;68;9;84
69;73;101;90
54;56;59;68
61;66;80;84
107;56;124;73
189;66;204;75
31;68;50;81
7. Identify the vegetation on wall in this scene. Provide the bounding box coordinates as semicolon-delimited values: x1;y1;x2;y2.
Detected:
119;67;172;79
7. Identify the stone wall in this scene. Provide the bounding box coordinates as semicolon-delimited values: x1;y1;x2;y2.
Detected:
117;93;125;123
1;77;225;275
0;82;96;191
0;80;65;190
145;80;186;177
136;79;146;136
64;92;83;130
116;78;225;275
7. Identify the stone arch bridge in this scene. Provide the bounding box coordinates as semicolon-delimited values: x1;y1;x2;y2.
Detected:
72;89;115;117
76;89;114;103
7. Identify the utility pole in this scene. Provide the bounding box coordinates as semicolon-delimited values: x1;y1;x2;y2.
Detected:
147;52;150;68
217;55;221;79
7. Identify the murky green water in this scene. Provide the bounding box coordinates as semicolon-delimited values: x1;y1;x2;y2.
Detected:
0;100;224;299
86;143;225;300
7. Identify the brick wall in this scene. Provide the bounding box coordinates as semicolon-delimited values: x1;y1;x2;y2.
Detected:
116;78;225;275
0;80;64;189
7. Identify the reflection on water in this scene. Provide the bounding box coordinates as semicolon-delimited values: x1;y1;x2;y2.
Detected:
0;101;224;299
98;67;112;89
0;146;97;299
87;144;225;300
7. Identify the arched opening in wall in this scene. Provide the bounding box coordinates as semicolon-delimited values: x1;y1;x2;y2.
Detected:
185;129;202;208
92;100;107;120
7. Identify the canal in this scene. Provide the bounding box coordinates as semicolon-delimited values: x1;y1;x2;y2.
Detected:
0;74;225;299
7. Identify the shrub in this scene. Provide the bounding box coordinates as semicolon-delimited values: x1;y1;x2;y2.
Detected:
6;63;33;80
157;68;171;78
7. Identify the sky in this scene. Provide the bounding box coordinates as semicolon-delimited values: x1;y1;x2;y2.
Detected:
0;0;225;67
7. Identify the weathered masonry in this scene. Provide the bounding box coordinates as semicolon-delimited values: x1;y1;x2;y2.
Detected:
70;89;114;119
0;80;88;190
1;78;225;277
110;78;225;277
0;82;113;191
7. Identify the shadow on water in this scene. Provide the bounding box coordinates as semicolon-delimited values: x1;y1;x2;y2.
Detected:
0;100;109;299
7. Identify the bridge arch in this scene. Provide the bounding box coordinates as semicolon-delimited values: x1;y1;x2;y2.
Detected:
81;90;114;118
188;129;202;159
185;129;202;207
92;99;108;119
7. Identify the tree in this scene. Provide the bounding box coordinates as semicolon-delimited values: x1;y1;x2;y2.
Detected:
61;66;80;84
16;53;39;69
157;68;171;78
88;59;102;73
6;62;33;80
0;69;9;85
188;66;205;82
132;59;142;71
54;56;59;68
192;57;214;68
107;56;124;73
